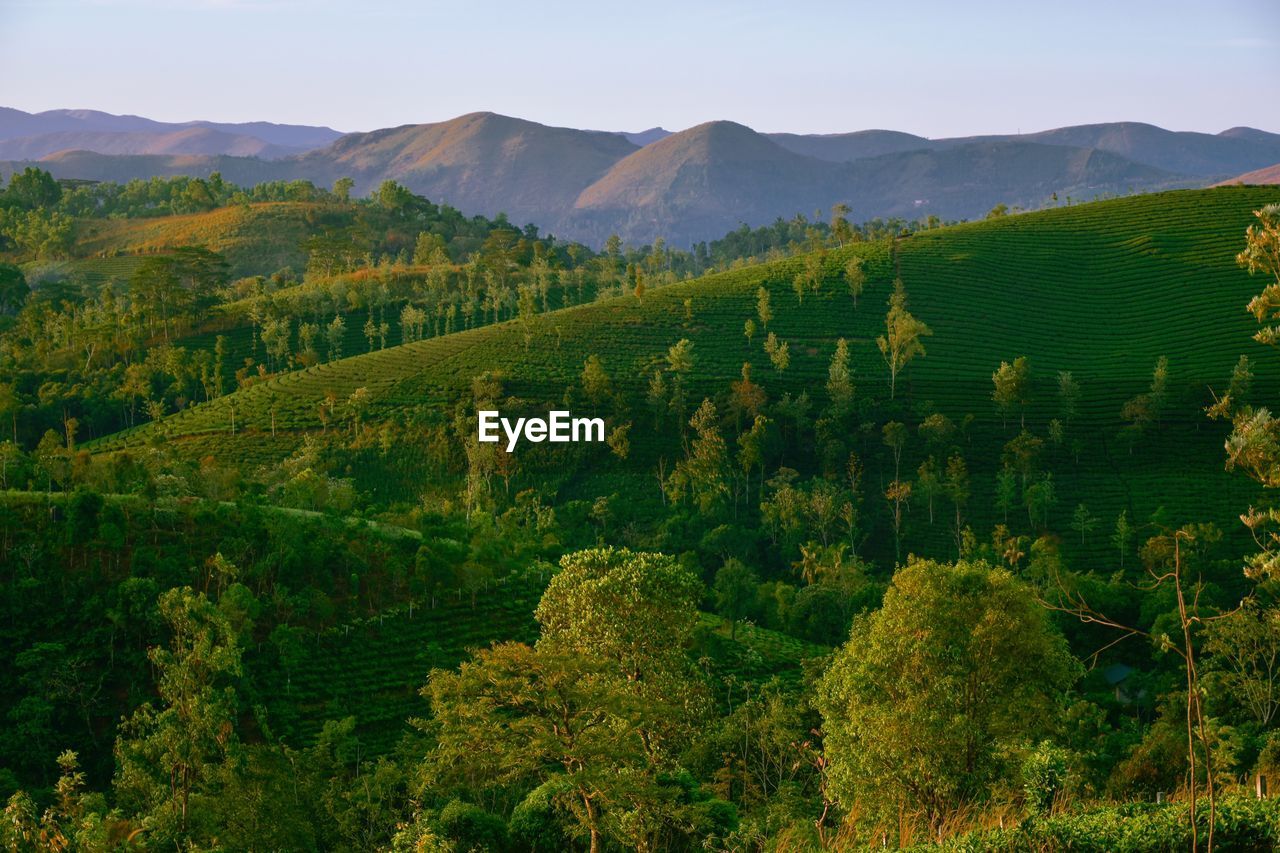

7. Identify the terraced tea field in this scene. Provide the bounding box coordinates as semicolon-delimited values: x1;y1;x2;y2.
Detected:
253;573;545;753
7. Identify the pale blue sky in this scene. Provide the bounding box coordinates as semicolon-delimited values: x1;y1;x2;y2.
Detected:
1;0;1276;136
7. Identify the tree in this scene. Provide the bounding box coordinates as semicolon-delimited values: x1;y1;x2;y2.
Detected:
876;280;931;399
992;356;1031;429
764;332;790;372
1023;471;1056;529
666;338;694;374
426;642;671;853
885;479;912;564
1240;203;1280;346
1045;527;1233;853
375;180;412;211
728;362;766;430
756;286;772;329
794;250;825;303
743;317;756;349
606;422;631;460
666;399;730;514
536;547;703;688
5;166;61;209
131;256;183;342
882;420;908;483
114;587;242;839
0;381;21;444
737;414;769;507
0;263;27;315
647;369;668;428
995;465;1018;523
944;454;970;553
844;256;866;308
818;559;1078;831
1058;370;1082;424
825;338;854;417
1071;502;1098;545
1227;354;1254;411
332;176;354;202
580;354;612;408
326;315;346;362
714;559;759;639
917;457;942;525
1121;355;1170;444
1113;509;1133;568
831;203;853;246
1205;598;1280;728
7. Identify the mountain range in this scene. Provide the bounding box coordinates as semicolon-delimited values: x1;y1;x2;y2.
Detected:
3;107;1278;246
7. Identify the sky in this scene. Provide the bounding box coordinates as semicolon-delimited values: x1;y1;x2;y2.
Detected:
0;0;1276;137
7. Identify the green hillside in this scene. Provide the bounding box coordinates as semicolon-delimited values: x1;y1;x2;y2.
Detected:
91;186;1280;563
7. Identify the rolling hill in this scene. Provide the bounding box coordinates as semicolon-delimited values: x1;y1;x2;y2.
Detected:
567;120;847;245
89;186;1280;564
290;111;641;225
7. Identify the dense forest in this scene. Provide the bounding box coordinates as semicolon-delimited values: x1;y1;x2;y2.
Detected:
3;168;1280;851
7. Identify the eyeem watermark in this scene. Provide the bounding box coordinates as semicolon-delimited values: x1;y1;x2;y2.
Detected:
477;410;605;452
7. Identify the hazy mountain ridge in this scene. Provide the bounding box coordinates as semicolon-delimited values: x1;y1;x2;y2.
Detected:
0;107;342;153
2;107;1275;245
774;121;1280;177
0;127;305;160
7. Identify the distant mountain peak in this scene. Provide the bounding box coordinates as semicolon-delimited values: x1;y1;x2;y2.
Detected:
618;127;670;147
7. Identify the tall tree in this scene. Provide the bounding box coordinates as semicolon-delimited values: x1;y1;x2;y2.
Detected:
114;587;242;840
992;356;1031;429
876;280;931;399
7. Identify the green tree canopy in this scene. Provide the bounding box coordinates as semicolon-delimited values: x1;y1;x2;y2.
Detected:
817;558;1079;828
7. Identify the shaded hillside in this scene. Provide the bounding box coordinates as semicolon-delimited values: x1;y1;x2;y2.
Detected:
291;111;640;223
12;149;295;186
989;122;1280;177
839;141;1187;220
567;120;847;245
767;129;934;162
0;126;302;160
0;106;342;151
771;121;1280;177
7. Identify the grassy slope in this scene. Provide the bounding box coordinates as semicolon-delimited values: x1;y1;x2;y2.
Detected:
71;201;332;277
89;187;1280;563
